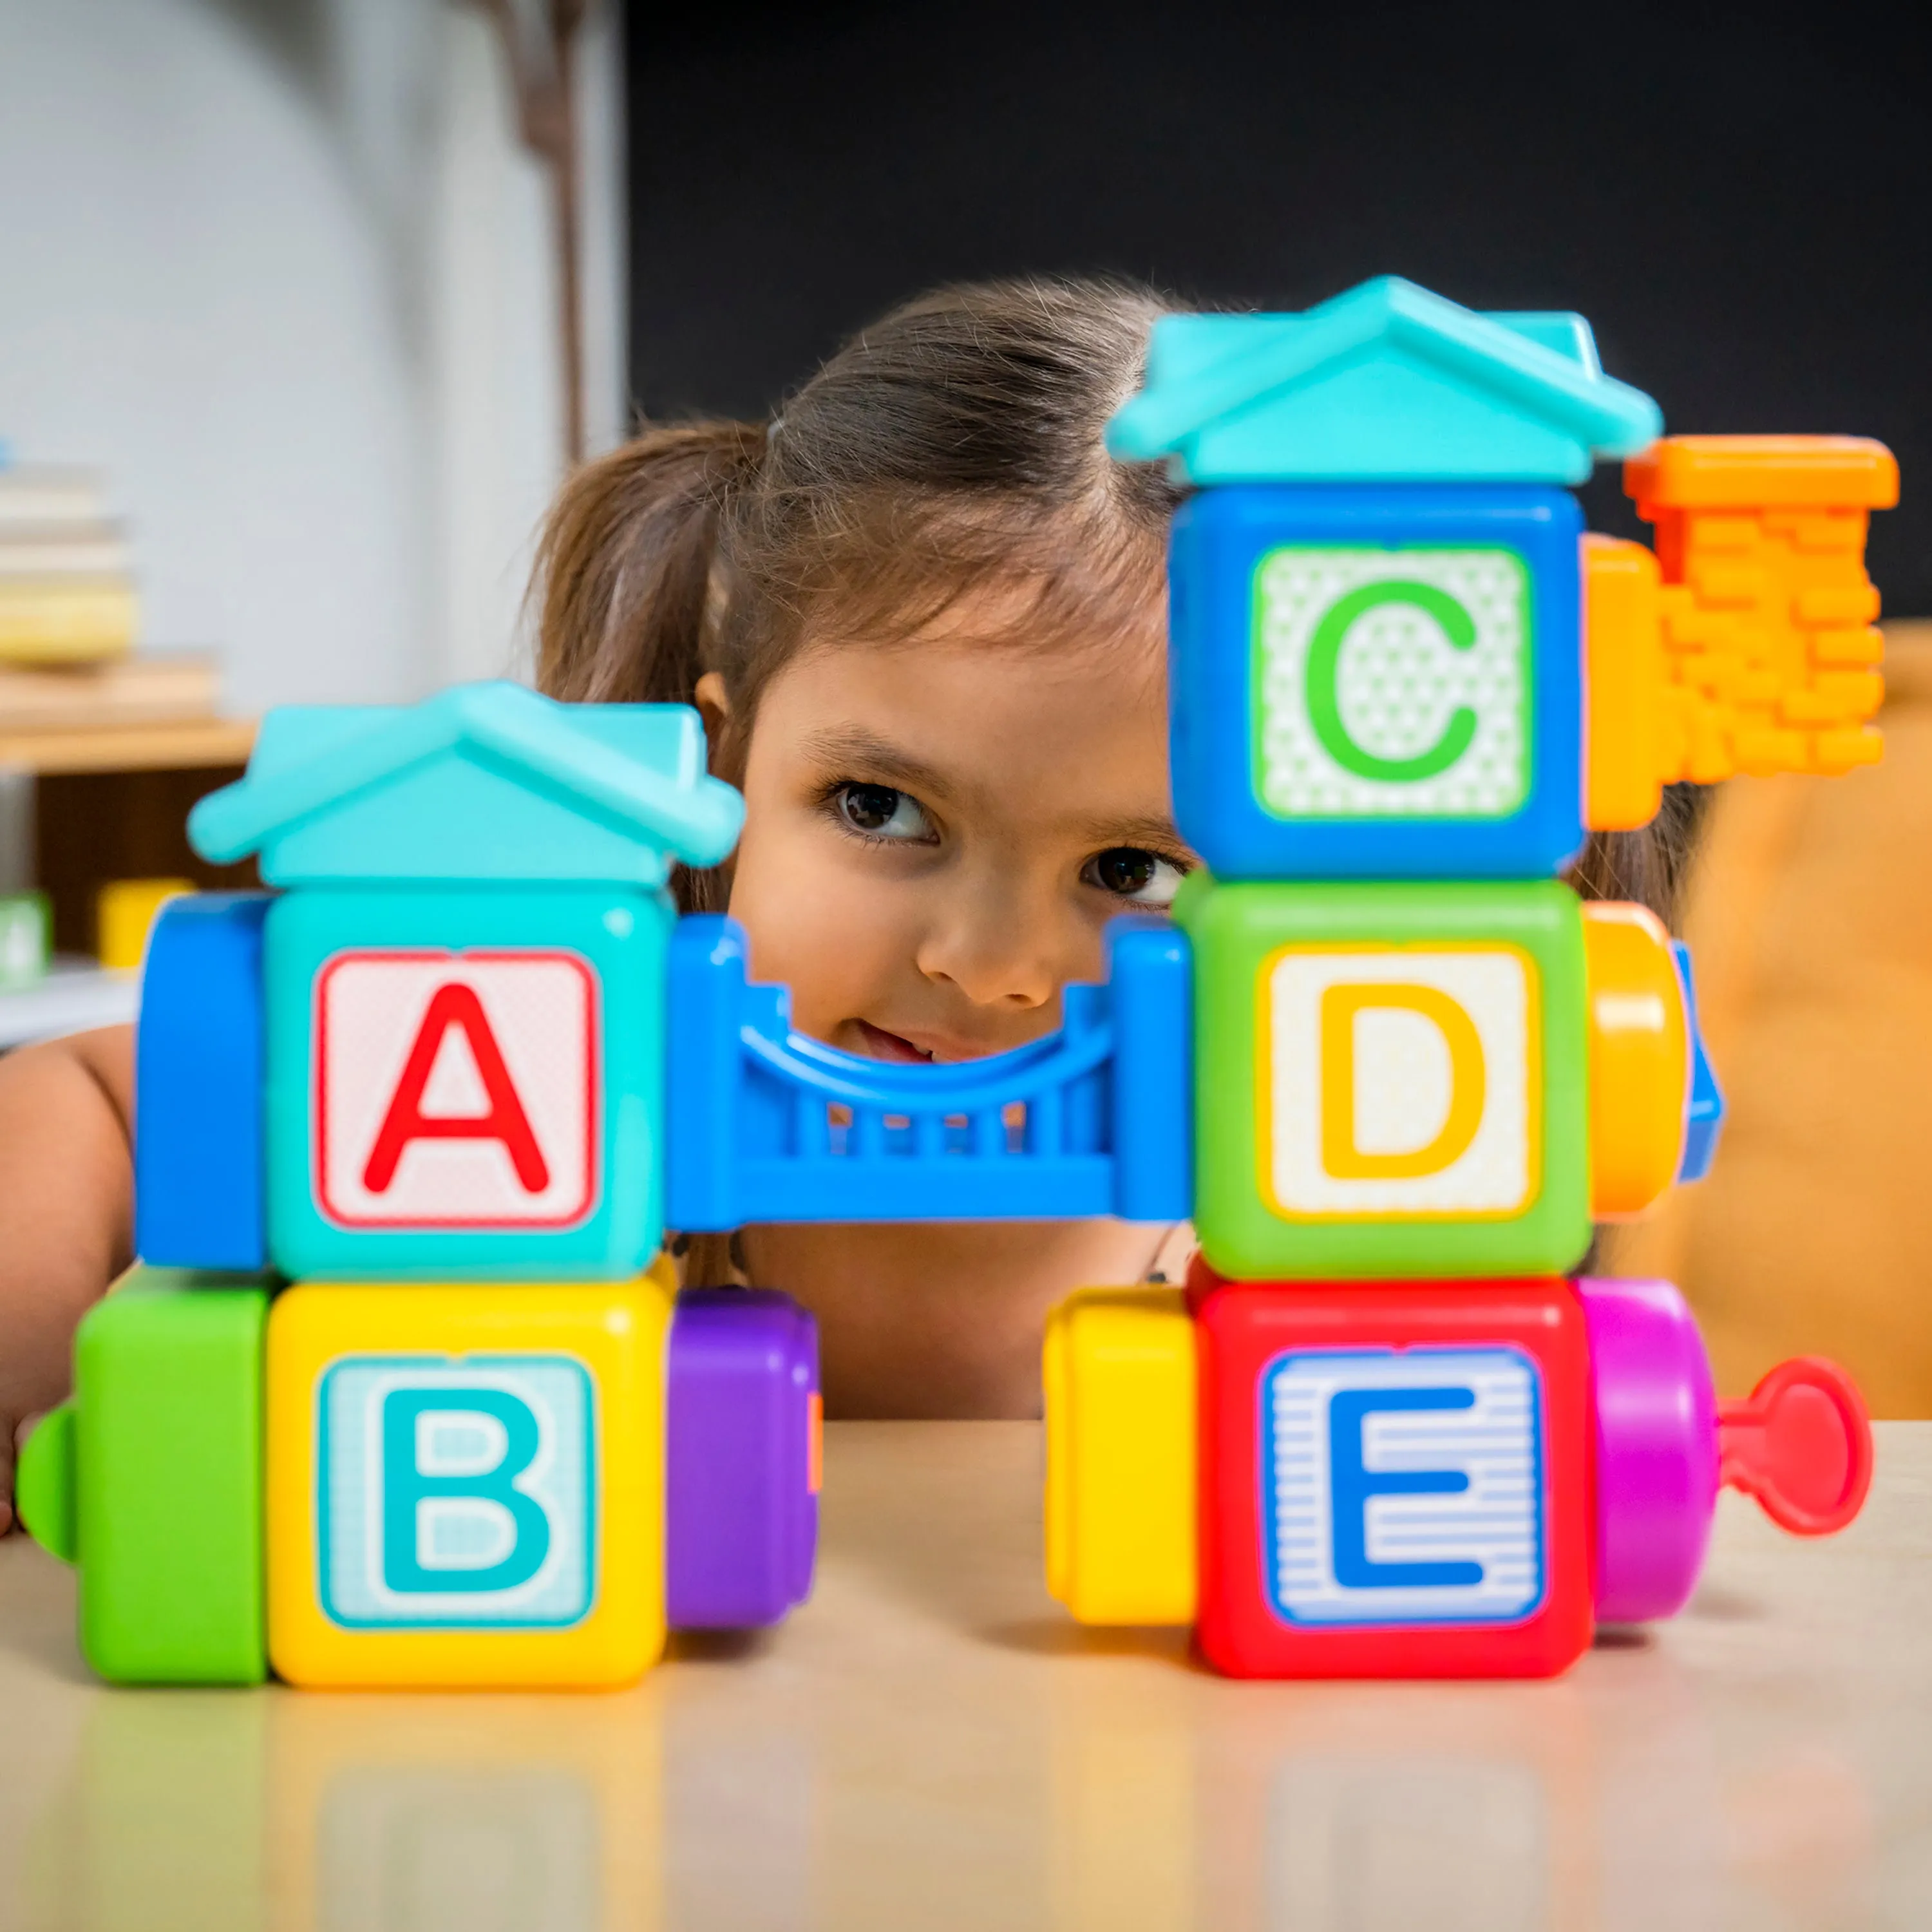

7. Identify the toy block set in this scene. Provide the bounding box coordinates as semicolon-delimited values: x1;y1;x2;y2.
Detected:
1048;275;1890;1676
15;275;1895;1690
19;687;821;1689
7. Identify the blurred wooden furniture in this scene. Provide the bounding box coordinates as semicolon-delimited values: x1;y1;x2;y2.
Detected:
0;658;255;1036
0;718;254;775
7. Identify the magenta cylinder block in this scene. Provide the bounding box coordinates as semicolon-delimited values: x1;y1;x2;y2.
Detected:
1576;1276;1719;1623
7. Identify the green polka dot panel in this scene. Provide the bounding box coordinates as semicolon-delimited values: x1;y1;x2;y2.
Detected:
1252;547;1533;820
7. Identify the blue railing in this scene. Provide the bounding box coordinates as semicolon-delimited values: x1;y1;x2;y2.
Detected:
665;915;1191;1230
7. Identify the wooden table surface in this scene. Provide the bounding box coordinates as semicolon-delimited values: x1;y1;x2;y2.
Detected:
1;1420;1927;1931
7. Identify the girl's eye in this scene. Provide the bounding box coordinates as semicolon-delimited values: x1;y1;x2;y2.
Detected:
835;782;934;842
1084;846;1188;908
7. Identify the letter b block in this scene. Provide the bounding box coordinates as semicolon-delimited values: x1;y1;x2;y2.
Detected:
265;1277;672;1688
1176;876;1591;1281
1194;1272;1593;1678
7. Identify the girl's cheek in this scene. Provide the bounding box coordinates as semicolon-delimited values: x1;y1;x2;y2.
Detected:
728;829;920;1034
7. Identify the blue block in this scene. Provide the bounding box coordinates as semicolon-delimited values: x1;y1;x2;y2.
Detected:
1671;940;1725;1182
264;884;670;1280
1105;276;1662;486
1168;483;1585;882
135;893;270;1271
665;915;1186;1229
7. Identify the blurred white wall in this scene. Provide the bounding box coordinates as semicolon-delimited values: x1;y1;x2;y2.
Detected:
0;0;627;712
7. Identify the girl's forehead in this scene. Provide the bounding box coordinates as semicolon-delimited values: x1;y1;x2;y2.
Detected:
757;632;1173;813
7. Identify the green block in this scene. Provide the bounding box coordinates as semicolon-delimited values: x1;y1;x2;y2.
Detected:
0;889;50;988
25;1269;272;1684
1175;875;1591;1281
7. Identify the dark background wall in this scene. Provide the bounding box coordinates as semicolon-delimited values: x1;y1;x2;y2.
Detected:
625;0;1928;609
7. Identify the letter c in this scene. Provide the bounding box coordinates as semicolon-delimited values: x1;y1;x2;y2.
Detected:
1305;579;1479;782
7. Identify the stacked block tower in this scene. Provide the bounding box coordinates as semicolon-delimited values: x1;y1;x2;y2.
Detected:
1043;277;1893;1677
14;275;1897;1691
17;691;822;1687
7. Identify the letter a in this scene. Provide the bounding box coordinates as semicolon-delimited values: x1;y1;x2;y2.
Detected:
363;982;550;1195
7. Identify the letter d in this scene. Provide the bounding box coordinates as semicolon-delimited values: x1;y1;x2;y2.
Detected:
1320;982;1486;1180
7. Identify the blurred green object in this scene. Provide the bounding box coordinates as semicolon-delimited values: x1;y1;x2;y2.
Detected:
0;889;49;988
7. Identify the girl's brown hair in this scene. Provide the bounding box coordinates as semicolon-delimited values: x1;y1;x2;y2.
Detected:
531;272;1702;928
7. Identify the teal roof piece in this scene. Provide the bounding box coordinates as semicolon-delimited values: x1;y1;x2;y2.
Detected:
189;681;744;887
1107;276;1664;485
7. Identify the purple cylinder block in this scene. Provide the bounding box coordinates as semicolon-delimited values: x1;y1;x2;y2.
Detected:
1577;1276;1719;1623
665;1289;820;1630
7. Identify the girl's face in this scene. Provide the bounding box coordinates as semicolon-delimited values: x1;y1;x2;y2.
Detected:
715;621;1192;1063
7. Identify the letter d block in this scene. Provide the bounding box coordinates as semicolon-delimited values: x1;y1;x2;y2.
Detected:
1177;876;1590;1280
1194;1274;1593;1678
265;1276;672;1688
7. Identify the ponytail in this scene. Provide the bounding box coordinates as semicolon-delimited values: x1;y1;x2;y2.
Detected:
533;419;763;708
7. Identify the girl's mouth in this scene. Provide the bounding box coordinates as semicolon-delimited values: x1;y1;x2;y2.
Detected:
853;1019;936;1064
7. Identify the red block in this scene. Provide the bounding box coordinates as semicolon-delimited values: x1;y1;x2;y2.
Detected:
1193;1265;1594;1680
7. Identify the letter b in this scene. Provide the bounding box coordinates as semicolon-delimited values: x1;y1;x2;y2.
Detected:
382;1387;551;1595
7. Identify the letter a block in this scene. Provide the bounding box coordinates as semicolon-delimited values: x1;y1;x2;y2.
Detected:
265;886;670;1280
1194;1273;1593;1678
1166;484;1584;881
1176;876;1590;1281
265;1276;672;1688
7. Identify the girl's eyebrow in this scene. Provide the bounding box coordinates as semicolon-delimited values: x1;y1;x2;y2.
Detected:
797;725;953;800
1073;810;1193;857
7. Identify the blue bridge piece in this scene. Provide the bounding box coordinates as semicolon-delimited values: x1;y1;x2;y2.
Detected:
666;914;1193;1230
1671;940;1725;1184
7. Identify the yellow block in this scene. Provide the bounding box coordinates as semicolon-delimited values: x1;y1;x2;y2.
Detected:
1581;903;1689;1220
1044;1287;1197;1625
1581;533;1665;831
96;876;192;971
266;1276;672;1689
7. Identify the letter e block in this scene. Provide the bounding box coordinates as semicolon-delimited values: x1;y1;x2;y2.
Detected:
1193;1271;1593;1678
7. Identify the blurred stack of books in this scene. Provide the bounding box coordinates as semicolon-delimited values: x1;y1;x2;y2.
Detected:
0;650;221;732
0;464;138;663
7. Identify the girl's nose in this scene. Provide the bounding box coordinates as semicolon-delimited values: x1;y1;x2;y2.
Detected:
913;878;1072;1012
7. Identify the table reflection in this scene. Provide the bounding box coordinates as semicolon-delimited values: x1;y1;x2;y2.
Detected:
13;1480;1897;1932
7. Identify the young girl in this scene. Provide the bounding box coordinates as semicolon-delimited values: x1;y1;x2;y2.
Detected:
0;274;1699;1526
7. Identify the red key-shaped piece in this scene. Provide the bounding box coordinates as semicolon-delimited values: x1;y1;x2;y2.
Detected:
1718;1357;1873;1536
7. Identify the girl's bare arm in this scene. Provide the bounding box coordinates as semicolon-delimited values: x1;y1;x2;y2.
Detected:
0;1025;135;1532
